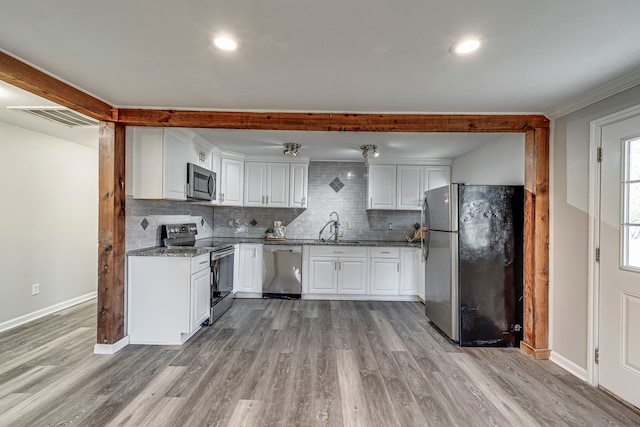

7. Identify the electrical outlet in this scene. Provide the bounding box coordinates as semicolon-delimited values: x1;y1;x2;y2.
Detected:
31;283;40;295
228;220;234;227
347;222;352;230
388;223;393;230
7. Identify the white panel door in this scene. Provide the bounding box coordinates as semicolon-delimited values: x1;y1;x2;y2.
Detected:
244;162;267;206
397;166;422;210
423;166;451;191
598;113;640;408
368;165;396;209
190;268;211;332
337;257;367;294
370;258;400;295
309;257;337;293
220;157;244;206
290;163;308;207
399;248;417;295
267;162;290;207
162;130;188;200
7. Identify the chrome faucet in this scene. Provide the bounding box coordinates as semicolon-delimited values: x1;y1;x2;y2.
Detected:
319;211;340;242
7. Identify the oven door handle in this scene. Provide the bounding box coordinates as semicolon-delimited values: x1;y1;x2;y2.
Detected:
211;247;235;260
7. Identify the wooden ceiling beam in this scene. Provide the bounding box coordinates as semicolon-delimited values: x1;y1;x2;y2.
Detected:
117;109;549;132
0;51;114;122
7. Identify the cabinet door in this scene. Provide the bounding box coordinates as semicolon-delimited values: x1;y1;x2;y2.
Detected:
237;244;263;293
162;130;188;200
190;268;211;332
244;162;267;206
367;165;396;209
397;166;422;210
267;163;290;207
289;163;308;207
188;141;212;170
415;250;425;301
337;257;367;294
309;257;337;293
370;258;400;295
211;152;221;205
423;166;451;191
220;157;244;206
399;249;417;295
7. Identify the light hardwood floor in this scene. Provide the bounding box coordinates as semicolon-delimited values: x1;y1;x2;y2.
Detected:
0;298;638;426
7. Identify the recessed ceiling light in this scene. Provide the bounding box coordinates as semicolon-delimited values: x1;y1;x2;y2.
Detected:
449;38;482;56
213;36;238;51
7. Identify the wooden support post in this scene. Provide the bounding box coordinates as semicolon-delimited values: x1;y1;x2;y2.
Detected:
97;121;126;344
521;127;551;359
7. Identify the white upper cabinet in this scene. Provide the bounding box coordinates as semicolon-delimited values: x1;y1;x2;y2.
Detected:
367;164;397;210
397;166;422;210
220;156;244;206
423;166;451;191
267;163;290;207
187;135;213;170
210;151;221;205
244;162;267;206
289;163;308;208
130;127;188;200
244;162;290;207
396;165;451;211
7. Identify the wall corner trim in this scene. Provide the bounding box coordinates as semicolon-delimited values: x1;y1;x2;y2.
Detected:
0;292;97;333
549;351;588;382
94;335;130;355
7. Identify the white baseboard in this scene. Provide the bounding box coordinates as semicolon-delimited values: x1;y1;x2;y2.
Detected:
0;291;97;333
302;294;420;302
549;351;588;382
234;292;263;299
94;335;130;354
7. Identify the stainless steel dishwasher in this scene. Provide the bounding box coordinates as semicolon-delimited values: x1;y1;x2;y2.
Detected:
262;245;302;299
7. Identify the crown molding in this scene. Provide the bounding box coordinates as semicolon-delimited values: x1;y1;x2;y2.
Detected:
546;68;640;119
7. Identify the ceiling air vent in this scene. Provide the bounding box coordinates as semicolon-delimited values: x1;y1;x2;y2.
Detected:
7;106;99;128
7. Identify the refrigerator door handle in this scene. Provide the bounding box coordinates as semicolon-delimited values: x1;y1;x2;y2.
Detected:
421;196;430;262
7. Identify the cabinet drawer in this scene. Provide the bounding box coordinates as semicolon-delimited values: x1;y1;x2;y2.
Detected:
191;253;211;272
309;246;368;257
370;247;400;258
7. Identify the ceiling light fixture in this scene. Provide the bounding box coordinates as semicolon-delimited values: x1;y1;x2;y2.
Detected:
283;143;300;156
449;37;482;56
213;36;238;51
360;144;379;158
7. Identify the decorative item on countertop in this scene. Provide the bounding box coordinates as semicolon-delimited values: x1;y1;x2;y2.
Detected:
403;226;429;242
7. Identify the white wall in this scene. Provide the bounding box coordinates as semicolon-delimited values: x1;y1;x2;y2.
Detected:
0;122;98;327
451;134;525;185
551;83;640;369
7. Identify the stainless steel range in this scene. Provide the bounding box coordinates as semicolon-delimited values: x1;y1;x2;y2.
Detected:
162;223;235;324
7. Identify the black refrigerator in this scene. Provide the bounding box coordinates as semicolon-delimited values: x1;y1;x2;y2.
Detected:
421;184;524;347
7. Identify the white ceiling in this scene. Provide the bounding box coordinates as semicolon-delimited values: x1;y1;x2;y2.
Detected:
1;1;640;158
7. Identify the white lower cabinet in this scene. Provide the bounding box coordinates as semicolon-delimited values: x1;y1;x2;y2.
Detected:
337;258;368;294
413;249;425;301
370;258;400;295
235;243;263;296
308;246;368;295
400;248;418;295
128;253;211;345
303;245;422;300
309;257;338;293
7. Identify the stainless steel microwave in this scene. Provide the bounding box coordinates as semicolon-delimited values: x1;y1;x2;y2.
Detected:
187;163;216;201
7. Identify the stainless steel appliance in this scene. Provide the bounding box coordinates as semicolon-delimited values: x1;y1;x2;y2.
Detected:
187;162;216;201
162;223;234;324
262;245;302;298
421;184;524;346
